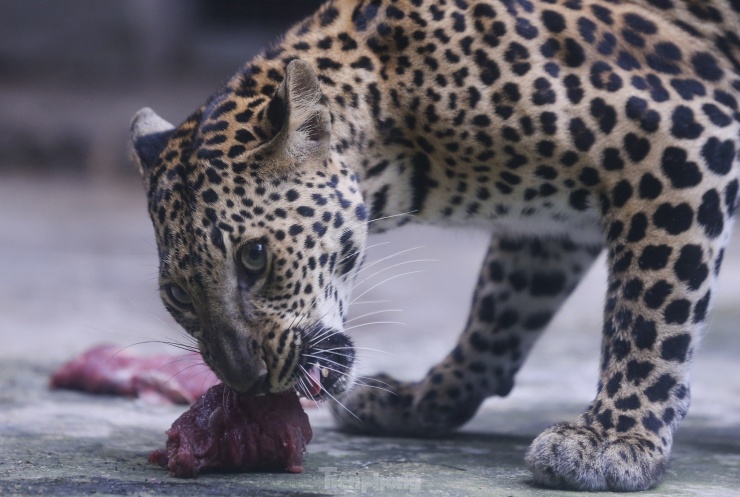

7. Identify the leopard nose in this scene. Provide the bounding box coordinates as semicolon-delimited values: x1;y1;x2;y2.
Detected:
220;354;268;393
207;325;268;393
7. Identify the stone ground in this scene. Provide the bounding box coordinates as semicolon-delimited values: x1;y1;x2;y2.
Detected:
1;175;739;497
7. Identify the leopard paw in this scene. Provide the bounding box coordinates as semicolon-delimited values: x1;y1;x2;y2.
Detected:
525;422;667;491
329;373;481;437
329;373;417;435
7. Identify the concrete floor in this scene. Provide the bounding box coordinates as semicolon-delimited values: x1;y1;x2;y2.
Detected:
1;175;739;496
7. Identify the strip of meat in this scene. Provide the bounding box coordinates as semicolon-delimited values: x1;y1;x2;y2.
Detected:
148;384;313;477
50;344;214;404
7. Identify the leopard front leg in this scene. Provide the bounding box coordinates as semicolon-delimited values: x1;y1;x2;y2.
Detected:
526;203;731;491
332;235;602;436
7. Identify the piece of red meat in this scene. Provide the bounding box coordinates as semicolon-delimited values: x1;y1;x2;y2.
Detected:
148;384;312;477
50;345;215;404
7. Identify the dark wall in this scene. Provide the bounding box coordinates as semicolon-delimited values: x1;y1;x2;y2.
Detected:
0;0;324;176
201;0;324;24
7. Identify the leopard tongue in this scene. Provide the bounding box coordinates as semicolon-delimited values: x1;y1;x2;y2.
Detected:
307;365;322;396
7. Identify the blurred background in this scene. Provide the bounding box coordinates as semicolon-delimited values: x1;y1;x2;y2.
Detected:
0;0;322;177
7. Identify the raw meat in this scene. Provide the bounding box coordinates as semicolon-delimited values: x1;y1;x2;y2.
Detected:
50;344;215;404
149;384;312;477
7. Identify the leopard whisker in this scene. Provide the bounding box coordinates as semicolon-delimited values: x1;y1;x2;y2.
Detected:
349;270;425;305
355;258;437;286
341;210;417;234
309;374;362;422
352;245;425;277
90;321;198;350
309;345;390;355
355;374;396;390
348;299;392;306
343;321;407;332
343;308;402;325
164;362;214;387
309;322;405;348
349;379;398;396
337;241;391;264
114;340;199;355
159;354;206;369
306;322;333;345
302;359;350;375
302;353;352;371
295;371;318;404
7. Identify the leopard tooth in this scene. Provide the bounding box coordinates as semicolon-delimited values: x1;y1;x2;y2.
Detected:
321;367;329;378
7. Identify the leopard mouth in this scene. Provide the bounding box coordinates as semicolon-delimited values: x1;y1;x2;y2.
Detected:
200;324;355;398
295;325;355;400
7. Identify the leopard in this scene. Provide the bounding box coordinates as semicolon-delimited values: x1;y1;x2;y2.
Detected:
129;0;740;491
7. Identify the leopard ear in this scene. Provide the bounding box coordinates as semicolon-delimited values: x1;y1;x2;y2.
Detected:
130;107;175;176
257;60;331;173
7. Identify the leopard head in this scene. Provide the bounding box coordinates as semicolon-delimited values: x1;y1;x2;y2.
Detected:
130;61;367;399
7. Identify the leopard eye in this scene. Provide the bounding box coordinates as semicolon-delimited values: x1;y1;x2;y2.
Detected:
165;284;193;307
239;241;268;275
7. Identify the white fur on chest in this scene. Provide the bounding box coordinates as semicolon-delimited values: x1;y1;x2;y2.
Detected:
490;205;604;246
436;195;605;246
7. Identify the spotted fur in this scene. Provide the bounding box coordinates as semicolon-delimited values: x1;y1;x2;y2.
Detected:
130;0;740;491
